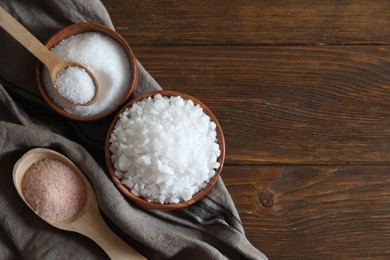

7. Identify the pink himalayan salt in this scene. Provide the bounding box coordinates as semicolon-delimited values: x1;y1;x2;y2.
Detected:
21;158;86;222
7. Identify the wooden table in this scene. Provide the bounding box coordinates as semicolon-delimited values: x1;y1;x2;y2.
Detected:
102;1;390;258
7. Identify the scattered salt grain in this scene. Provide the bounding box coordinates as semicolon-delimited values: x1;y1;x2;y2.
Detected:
21;158;86;222
109;94;221;204
43;32;131;116
55;66;95;104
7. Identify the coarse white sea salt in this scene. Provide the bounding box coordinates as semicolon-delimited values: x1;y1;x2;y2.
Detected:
55;66;95;104
43;32;131;117
109;94;221;204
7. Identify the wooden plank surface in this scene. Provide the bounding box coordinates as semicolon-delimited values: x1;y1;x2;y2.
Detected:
133;45;390;164
103;0;390;45
223;166;390;258
102;0;390;258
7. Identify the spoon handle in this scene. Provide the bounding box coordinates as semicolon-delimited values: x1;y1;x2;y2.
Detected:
0;6;60;71
75;206;146;260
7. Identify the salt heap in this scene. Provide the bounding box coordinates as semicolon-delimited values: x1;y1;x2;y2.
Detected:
43;32;131;117
21;159;86;222
55;66;95;104
109;94;221;204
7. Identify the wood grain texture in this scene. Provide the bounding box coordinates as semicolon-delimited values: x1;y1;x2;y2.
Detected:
133;45;390;164
223;165;390;259
102;0;390;45
101;1;390;258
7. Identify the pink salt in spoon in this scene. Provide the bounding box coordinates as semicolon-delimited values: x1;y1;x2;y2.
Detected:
0;6;99;105
13;148;146;260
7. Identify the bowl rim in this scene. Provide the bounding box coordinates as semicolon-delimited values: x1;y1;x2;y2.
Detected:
104;90;226;210
35;22;138;121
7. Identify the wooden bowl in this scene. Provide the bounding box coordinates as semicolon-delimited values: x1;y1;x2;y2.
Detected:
105;90;225;210
36;23;138;121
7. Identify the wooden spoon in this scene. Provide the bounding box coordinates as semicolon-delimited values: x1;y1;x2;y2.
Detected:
0;6;98;106
13;148;145;260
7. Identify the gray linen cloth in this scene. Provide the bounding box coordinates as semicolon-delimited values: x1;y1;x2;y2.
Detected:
0;0;267;259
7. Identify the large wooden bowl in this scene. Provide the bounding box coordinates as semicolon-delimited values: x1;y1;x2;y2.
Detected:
105;90;226;210
36;23;138;121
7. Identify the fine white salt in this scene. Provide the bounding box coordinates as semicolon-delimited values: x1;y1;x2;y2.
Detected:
55;66;95;104
109;94;221;204
43;32;131;117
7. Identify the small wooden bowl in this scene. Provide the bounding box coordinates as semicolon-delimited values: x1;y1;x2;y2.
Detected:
36;23;138;121
105;90;225;210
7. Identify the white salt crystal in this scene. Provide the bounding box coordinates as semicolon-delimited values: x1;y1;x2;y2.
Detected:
43;32;131;117
136;155;151;166
110;94;221;204
55;66;95;104
118;154;132;170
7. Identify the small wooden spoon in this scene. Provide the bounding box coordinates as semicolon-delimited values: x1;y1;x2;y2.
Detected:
13;148;145;260
0;6;98;106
